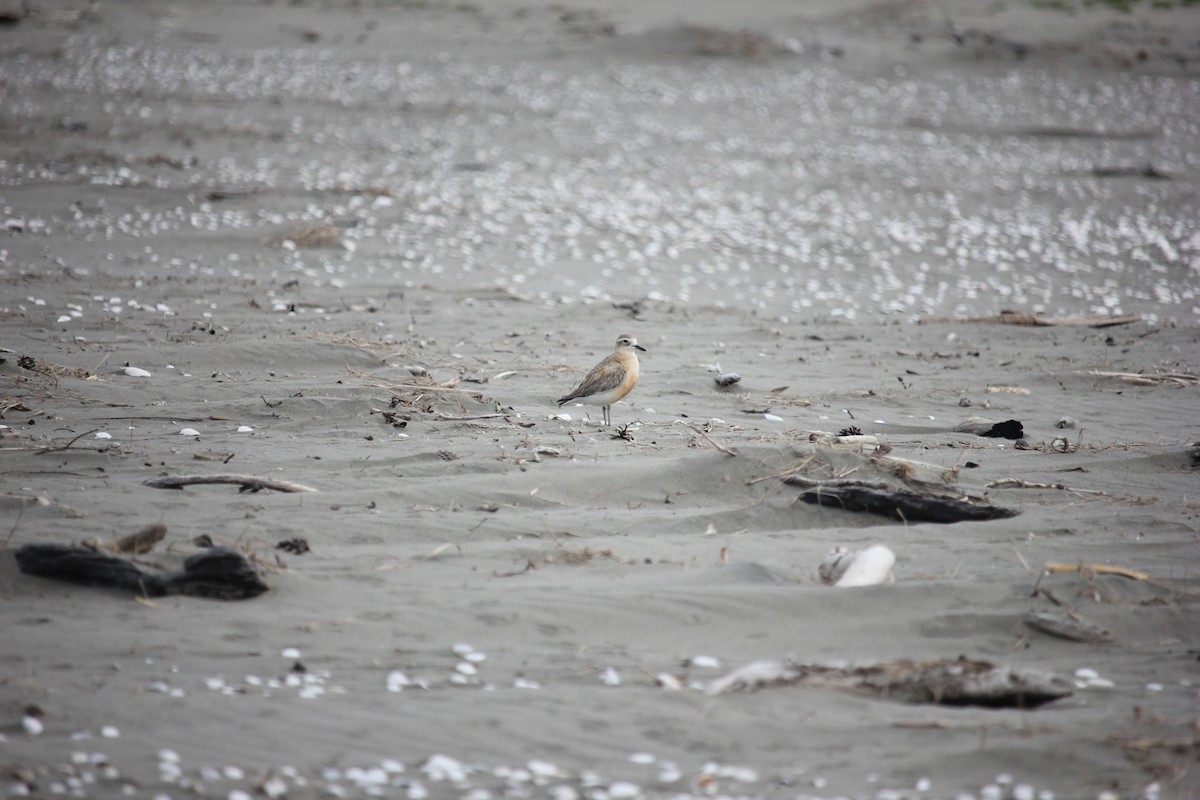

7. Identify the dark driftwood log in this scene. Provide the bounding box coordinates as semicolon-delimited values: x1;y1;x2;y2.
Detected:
842;657;1073;708
708;656;1073;709
144;475;317;493
793;483;1017;522
14;544;269;600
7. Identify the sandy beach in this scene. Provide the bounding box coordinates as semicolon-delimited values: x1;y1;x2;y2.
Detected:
2;1;1199;798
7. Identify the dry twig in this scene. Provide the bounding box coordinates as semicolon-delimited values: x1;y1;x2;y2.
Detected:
689;424;738;457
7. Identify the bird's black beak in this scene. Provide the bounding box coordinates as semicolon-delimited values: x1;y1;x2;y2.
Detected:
634;344;647;352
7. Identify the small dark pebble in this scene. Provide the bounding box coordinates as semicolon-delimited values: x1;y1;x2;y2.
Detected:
276;538;310;555
838;426;863;437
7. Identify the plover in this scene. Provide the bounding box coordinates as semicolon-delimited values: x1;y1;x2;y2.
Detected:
557;334;646;427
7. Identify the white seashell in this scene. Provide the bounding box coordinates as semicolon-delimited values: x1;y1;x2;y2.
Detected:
763;413;783;422
492;370;517;381
22;716;43;736
1074;668;1099;680
835;544;896;587
527;760;560;778
261;776;288;798
236;425;254;433
656;673;683;691
629;753;656;765
422;754;466;782
657;764;682;784
281;647;302;659
552;413;571;421
600;667;621;686
224;766;245;780
229;791;253;800
455;662;477;676
123;367;152;378
451;643;475;656
819;544;896;587
608;782;640;799
464;651;487;663
158;749;180;764
179;428;200;436
95;432;112;439
721;766;758;783
550;786;579;800
57;315;72;323
100;725;119;738
513;678;541;689
687;655;721;669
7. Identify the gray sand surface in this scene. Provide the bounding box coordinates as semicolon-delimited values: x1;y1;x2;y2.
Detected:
2;1;1198;798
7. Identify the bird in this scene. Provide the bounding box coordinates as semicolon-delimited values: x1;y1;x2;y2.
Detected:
557;334;646;427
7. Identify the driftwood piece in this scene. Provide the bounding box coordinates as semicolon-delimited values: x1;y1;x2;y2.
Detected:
919;311;1140;328
14;543;269;600
707;656;1072;709
1024;611;1115;644
144;475;317;493
794;484;1017;523
113;523;167;555
1043;562;1149;581
1086;370;1199;387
